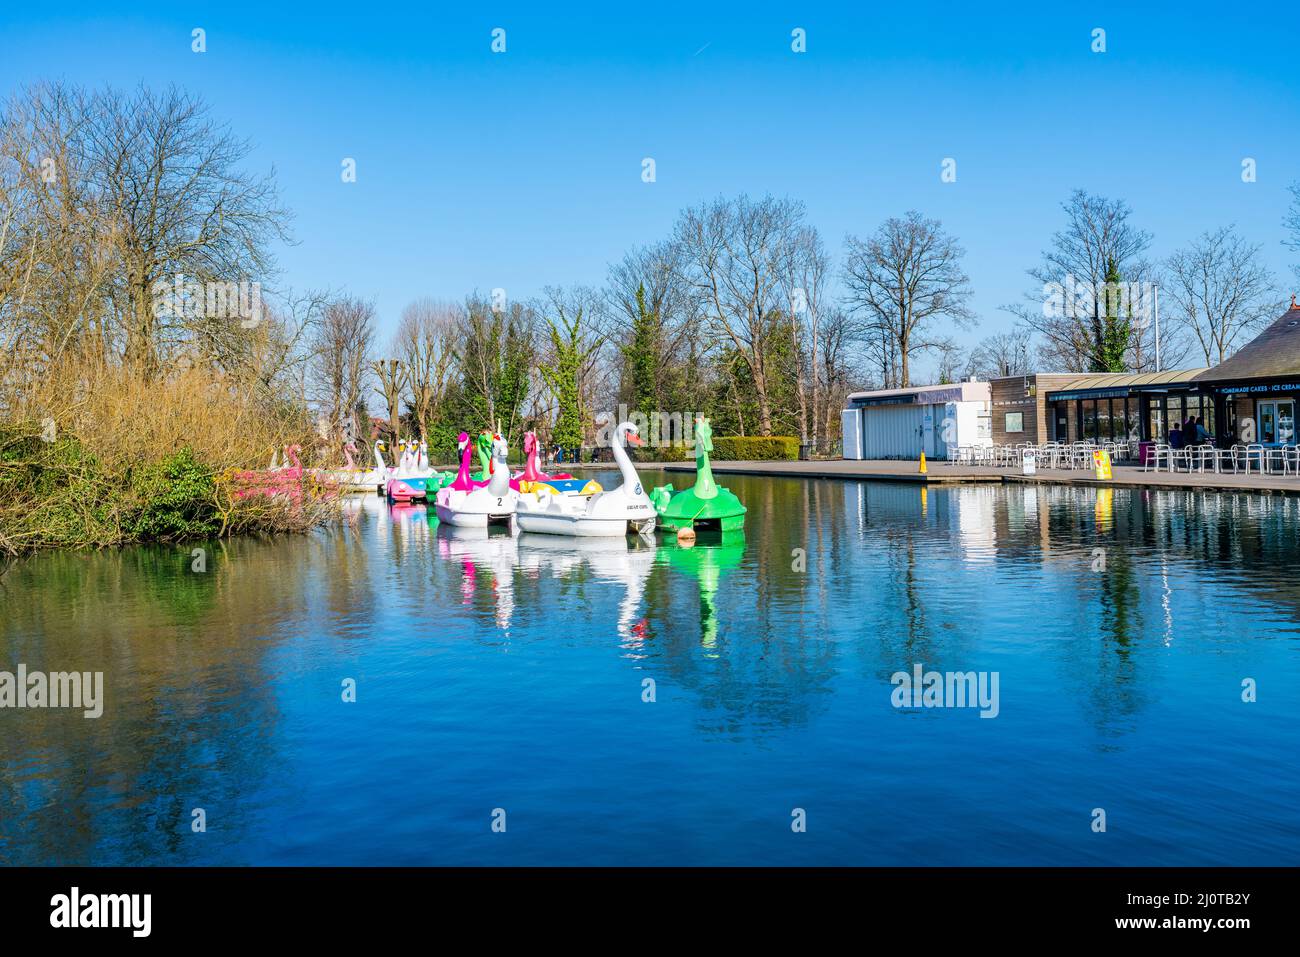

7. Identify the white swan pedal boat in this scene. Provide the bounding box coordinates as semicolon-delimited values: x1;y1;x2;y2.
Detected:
434;432;518;528
515;422;657;537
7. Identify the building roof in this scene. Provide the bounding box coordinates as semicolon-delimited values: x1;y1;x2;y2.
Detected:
847;380;990;405
1050;369;1208;391
1194;302;1300;383
1040;369;1208;401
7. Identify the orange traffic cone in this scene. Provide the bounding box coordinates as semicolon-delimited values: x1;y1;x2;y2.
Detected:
918;451;928;474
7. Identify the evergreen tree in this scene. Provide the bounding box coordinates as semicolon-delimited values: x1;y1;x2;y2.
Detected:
1093;255;1132;372
455;298;534;444
540;305;599;451
621;284;661;416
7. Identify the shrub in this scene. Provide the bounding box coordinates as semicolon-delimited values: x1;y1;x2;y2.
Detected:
709;436;800;460
123;447;222;541
0;424;335;558
0;360;330;557
630;442;692;463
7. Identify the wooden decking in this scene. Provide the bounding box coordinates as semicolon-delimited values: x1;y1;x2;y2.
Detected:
608;458;1300;495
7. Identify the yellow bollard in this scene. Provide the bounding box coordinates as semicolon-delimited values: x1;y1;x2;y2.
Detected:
918;451;927;474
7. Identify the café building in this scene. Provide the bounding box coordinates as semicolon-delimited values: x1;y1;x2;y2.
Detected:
1193;297;1300;446
990;370;1208;446
989;298;1300;449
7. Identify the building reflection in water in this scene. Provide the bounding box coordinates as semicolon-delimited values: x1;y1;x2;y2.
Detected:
4;478;1297;863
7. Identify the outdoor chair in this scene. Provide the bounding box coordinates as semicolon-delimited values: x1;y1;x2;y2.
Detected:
1264;446;1283;475
1285;446;1300;477
1269;445;1299;476
1212;445;1239;474
1144;444;1173;473
1187;444;1217;473
1244;444;1266;475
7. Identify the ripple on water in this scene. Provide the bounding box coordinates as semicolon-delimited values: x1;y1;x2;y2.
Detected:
0;479;1296;864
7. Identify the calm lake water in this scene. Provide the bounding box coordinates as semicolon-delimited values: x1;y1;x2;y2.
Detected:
2;472;1297;866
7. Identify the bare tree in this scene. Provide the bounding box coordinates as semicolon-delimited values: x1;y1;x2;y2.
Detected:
0;80;298;427
1164;226;1281;366
396;298;459;439
841;211;975;388
310;296;375;450
237;287;327;399
607;241;687;345
817;305;868;446
86;84;291;376
931;339;971;384
1005;189;1152;372
778;224;830;449
969;329;1033;380
607;241;697;413
1285;181;1300;284
535;285;609;449
673;194;807;435
371;357;407;443
539;285;609;444
0;83;118;385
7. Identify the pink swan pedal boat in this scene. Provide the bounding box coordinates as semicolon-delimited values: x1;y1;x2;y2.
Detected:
510;430;599;497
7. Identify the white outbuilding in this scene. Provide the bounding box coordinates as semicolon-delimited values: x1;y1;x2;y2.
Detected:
841;381;992;460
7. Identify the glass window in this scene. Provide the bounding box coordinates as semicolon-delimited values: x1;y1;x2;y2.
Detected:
1279;401;1295;444
1097;399;1112;441
1083;401;1097;441
1259;402;1277;444
1149;401;1165;442
1182;396;1198;443
1005;412;1023;434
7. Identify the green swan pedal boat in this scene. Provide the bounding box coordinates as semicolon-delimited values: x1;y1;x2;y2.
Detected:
649;417;746;532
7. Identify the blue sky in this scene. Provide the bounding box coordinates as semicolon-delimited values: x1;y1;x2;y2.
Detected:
2;2;1297;373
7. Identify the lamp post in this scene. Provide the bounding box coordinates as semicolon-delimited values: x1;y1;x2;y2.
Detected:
1153;284;1161;373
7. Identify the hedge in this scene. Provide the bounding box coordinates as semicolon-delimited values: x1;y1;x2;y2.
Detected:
623;436;799;462
710;436;799;460
630;443;691;463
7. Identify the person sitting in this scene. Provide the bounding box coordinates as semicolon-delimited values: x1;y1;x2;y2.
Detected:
1169;425;1183;449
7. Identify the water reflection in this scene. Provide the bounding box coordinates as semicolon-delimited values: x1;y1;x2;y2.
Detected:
1;476;1297;865
656;532;745;651
516;534;657;646
437;524;520;633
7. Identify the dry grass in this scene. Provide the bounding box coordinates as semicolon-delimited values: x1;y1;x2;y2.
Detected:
25;360;315;472
0;358;338;559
